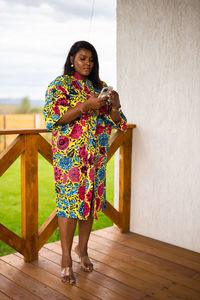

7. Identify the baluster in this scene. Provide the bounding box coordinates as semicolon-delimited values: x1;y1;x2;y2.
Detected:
21;134;39;261
119;127;133;233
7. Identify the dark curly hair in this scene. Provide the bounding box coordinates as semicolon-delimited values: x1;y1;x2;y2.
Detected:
63;41;103;89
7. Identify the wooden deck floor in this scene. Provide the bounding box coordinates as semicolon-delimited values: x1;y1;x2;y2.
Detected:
0;226;200;300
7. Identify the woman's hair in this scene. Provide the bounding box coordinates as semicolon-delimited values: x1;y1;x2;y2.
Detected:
63;41;103;89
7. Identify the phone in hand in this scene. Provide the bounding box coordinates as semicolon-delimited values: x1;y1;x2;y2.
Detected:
98;86;113;98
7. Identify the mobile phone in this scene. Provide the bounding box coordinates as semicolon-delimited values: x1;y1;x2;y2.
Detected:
98;86;113;98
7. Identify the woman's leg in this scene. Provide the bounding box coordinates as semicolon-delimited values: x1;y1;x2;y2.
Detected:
58;217;77;283
75;214;94;271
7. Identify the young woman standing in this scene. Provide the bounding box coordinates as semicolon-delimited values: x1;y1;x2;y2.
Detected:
43;41;127;284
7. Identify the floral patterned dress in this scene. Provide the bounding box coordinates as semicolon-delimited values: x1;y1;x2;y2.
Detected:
43;72;127;220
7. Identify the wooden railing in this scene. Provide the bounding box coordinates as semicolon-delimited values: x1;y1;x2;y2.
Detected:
0;125;136;262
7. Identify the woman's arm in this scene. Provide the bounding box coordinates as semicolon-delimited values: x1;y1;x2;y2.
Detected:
56;95;107;125
110;107;121;123
56;102;85;125
109;90;121;123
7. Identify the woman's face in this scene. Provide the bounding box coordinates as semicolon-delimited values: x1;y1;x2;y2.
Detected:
71;48;94;80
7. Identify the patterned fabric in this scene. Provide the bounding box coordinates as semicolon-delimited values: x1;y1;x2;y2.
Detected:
43;72;127;220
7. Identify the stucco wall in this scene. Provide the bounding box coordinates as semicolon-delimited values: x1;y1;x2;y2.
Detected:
116;0;200;252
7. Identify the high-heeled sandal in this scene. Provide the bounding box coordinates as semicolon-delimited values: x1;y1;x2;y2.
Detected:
79;256;94;272
74;246;93;272
61;267;76;284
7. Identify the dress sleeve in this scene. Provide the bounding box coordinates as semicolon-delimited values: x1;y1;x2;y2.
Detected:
43;77;70;132
101;107;127;131
98;82;127;132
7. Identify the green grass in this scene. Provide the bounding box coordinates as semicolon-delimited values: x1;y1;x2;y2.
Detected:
0;154;114;256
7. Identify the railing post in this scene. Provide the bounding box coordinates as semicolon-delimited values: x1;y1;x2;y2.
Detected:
3;114;6;150
119;127;133;233
21;134;38;261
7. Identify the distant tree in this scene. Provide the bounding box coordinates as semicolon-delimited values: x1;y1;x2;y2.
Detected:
16;97;31;114
30;106;42;113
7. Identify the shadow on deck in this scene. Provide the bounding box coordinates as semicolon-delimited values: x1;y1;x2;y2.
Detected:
1;226;200;300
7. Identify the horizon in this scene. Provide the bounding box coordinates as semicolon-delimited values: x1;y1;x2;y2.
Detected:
0;97;44;107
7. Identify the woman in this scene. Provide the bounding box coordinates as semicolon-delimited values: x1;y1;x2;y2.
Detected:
43;41;127;284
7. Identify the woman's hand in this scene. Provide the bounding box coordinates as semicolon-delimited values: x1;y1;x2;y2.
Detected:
110;90;121;109
83;94;107;111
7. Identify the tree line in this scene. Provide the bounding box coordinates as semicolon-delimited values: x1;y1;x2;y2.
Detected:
15;97;42;114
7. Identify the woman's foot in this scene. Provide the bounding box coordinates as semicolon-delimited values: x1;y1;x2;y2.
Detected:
74;245;93;272
61;255;76;284
61;267;76;284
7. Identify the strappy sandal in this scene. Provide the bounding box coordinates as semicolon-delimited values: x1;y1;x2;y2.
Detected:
61;267;76;284
74;246;93;272
79;256;93;272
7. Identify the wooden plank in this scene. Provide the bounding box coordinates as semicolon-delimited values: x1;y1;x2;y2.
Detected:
30;252;133;300
39;246;144;300
1;254;101;300
140;297;157;300
121;238;200;272
0;128;47;135
94;227;200;272
0;259;69;300
95;226;129;242
1;223;198;300
45;241;163;296
192;272;200;281
85;233;200;293
153;282;200;300
119;128;133;232
126;230;200;264
0;273;40;300
99;227;200;271
38;209;58;250
88;232;196;277
0;134;25;176
0;291;12;300
0;224;24;255
107;130;124;162
2;242;198;300
103;201;121;227
70;241;171;289
37;134;53;164
21;134;39;262
105;226;200;263
75;236;200;300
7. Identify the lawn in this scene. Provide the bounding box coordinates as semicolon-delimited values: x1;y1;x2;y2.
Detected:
0;153;114;256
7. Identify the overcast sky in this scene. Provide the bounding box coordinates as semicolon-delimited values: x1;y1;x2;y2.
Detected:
0;0;116;101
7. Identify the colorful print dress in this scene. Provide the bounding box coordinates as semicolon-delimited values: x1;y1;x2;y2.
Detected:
43;72;127;220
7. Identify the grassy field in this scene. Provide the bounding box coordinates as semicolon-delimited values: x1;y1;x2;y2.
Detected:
0;154;114;256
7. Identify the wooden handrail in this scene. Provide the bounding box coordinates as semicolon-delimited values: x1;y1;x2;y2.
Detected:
0;125;136;135
0;125;136;261
0;128;47;135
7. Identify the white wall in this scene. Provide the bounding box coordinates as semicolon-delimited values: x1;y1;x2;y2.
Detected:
116;0;200;252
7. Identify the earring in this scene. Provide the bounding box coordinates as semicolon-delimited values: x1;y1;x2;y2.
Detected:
71;64;74;68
